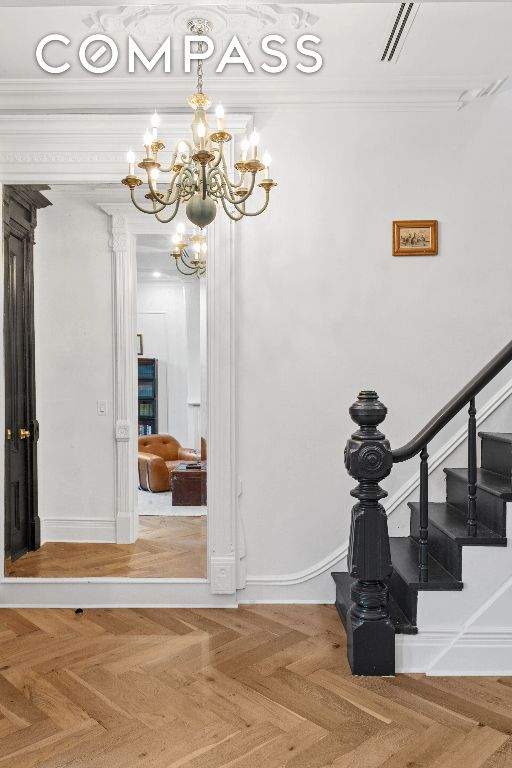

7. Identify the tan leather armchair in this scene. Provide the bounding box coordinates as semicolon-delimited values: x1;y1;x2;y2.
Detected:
138;435;197;493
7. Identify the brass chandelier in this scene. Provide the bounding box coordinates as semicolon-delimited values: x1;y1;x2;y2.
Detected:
171;224;207;278
121;18;277;229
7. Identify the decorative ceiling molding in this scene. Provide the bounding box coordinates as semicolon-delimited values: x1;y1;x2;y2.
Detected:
82;4;320;44
0;113;252;183
0;76;507;115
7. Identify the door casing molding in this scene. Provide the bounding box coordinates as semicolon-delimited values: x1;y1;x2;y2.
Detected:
0;112;251;605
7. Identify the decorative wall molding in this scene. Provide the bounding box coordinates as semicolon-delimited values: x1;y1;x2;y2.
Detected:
0;77;507;115
108;213;138;544
207;136;244;593
245;374;512;588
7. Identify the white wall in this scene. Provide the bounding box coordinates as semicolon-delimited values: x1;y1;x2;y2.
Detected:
26;90;512;595
34;196;115;540
237;91;512;590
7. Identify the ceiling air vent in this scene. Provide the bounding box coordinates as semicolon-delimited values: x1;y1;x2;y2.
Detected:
380;3;419;63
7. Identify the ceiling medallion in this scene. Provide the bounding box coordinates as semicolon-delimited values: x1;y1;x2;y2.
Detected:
121;18;277;229
83;5;319;45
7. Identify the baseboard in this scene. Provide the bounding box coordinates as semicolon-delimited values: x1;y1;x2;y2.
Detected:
396;627;512;675
139;508;206;517
0;578;236;608
41;518;116;544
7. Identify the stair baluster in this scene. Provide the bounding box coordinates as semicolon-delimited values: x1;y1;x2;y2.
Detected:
419;446;429;582
467;397;477;536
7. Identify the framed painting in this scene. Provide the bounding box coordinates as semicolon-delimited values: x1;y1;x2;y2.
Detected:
393;220;438;256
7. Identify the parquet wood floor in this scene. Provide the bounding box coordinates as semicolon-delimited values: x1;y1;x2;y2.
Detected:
5;516;207;578
0;604;510;767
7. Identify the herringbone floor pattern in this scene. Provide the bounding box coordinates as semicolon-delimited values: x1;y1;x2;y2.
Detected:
5;516;207;578
0;605;510;767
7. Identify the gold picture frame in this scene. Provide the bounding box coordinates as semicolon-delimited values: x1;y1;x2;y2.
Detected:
393;220;438;256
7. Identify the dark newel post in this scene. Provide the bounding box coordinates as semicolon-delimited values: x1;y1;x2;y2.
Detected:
467;397;477;536
419;446;429;582
344;390;395;676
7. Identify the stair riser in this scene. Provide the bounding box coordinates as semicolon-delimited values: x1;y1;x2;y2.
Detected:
387;570;417;626
481;436;512;478
445;473;507;536
410;507;462;580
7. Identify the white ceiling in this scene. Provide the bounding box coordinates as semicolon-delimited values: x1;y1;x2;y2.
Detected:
1;3;512;112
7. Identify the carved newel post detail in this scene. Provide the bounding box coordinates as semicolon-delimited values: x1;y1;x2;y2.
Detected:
344;391;395;675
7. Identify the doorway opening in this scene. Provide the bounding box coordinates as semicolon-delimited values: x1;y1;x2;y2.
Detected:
4;185;208;579
135;230;208;577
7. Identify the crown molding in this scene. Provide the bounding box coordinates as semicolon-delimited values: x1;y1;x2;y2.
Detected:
0;112;251;183
0;75;507;114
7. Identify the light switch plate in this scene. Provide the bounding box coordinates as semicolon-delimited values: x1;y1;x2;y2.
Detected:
97;400;107;415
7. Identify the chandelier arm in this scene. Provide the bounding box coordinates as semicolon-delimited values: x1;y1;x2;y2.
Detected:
219;155;246;189
147;173;182;207
130;188;168;215
232;189;271;217
181;167;196;195
220;170;257;205
180;248;196;269
209;145;224;170
207;171;234;203
208;157;239;193
207;167;254;205
220;195;245;221
154;198;182;224
158;150;179;174
174;257;197;277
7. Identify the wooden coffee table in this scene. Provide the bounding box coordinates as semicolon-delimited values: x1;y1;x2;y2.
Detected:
171;462;207;506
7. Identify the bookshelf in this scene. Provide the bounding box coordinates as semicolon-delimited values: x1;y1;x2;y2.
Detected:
138;357;158;436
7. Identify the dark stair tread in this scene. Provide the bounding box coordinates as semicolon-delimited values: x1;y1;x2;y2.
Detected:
479;432;512;444
389;537;463;590
408;501;506;545
444;467;512;499
331;572;417;634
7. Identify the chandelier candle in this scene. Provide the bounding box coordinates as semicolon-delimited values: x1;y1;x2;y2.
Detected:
240;137;249;162
121;18;277;230
215;104;225;131
126;150;135;176
151;112;160;140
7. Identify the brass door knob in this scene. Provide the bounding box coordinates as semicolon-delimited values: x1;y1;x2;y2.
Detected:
19;428;30;440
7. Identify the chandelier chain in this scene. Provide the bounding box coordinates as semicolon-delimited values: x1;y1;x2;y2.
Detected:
197;40;204;94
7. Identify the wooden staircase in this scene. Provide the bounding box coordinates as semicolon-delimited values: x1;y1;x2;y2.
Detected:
332;341;512;675
391;433;512;629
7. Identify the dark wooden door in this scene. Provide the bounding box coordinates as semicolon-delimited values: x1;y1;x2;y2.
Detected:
3;186;51;561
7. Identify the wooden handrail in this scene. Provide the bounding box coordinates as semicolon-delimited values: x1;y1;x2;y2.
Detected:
392;339;512;463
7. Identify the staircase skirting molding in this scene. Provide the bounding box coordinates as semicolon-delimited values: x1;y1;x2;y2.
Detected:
244;376;512;601
396;626;512;675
